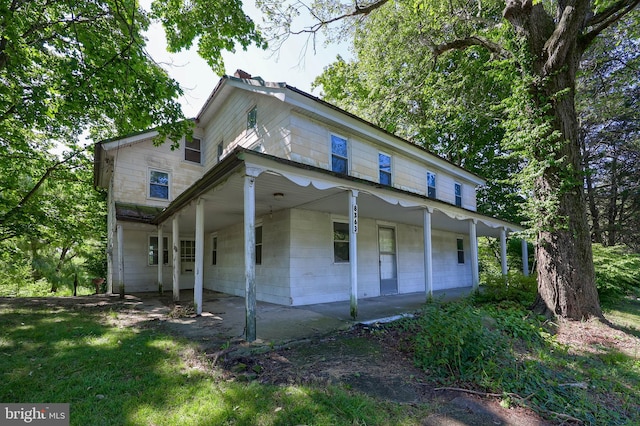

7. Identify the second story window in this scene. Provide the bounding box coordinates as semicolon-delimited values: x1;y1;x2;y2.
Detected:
185;137;201;163
247;106;257;131
379;153;392;186
217;142;223;163
455;183;462;207
331;134;348;174
427;172;437;198
149;170;169;200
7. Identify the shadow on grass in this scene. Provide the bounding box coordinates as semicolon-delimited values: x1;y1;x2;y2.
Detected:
0;300;415;426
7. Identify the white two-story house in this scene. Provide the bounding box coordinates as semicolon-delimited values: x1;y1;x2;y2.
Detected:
93;71;525;339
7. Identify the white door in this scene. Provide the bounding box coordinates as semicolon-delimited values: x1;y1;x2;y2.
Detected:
379;227;398;295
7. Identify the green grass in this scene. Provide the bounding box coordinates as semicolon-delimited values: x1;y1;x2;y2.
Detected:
0;304;427;425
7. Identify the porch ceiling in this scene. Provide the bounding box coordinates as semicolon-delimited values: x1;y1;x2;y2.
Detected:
158;153;518;239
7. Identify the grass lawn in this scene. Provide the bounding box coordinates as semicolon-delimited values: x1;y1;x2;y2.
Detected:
0;302;427;425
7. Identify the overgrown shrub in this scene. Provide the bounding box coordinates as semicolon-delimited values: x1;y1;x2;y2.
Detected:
592;244;640;305
474;272;537;307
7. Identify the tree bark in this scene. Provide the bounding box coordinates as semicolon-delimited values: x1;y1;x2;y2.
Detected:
505;0;602;319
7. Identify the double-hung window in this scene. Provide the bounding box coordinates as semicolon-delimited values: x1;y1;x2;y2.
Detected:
247;106;257;131
211;235;218;266
379;153;392;186
427;172;437;198
454;183;462;207
149;170;169;200
255;226;262;265
331;134;348;174
457;238;465;264
333;222;350;263
149;236;169;266
185;137;201;163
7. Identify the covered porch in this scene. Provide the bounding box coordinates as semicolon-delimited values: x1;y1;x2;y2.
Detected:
114;148;526;341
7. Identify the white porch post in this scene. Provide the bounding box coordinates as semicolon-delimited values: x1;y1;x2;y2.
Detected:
500;227;508;277
116;223;124;298
172;215;180;302
469;219;479;290
157;226;163;295
194;198;204;315
423;207;433;298
521;238;529;277
244;172;257;342
349;190;359;319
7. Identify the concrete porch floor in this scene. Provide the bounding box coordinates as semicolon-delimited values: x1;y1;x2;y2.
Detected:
132;287;474;348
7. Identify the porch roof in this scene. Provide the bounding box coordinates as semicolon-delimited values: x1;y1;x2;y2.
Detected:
150;148;523;238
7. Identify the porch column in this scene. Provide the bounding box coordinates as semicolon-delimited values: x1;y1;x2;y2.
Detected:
194;198;204;315
469;219;479;290
244;172;257;342
116;223;124;298
423;207;433;298
157;226;163;295
500;227;508;277
349;190;359;319
172;215;180;302
521;238;529;277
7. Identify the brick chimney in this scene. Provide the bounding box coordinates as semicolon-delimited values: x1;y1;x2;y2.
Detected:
234;69;252;79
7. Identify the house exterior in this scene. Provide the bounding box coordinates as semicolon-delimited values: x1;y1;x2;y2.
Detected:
93;71;525;340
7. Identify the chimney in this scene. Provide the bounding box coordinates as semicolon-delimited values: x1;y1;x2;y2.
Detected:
234;69;252;79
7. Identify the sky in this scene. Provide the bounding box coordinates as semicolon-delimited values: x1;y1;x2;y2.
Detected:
142;1;351;118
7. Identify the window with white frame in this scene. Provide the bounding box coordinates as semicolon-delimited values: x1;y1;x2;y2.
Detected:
149;170;169;200
379;153;392;185
457;238;465;264
184;137;201;163
217;141;223;163
180;240;195;263
427;172;437;198
454;183;462;207
148;236;169;266
333;221;350;263
247;106;257;131
211;235;218;265
331;134;348;174
255;226;262;265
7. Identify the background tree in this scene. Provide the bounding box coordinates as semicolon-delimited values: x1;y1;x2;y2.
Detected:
578;21;640;251
260;0;640;318
0;0;264;292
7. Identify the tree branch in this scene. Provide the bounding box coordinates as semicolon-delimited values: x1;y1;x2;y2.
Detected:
290;0;390;35
433;35;511;59
580;0;640;50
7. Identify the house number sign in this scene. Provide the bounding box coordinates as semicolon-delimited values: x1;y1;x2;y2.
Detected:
352;204;358;234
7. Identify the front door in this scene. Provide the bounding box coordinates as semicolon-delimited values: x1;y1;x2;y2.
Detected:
379;226;398;295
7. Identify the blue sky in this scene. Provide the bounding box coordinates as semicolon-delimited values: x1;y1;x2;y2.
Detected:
143;1;350;118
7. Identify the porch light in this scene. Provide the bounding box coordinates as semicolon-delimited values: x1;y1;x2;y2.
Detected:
273;192;284;200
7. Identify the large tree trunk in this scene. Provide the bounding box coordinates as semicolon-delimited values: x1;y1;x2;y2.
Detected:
505;0;602;319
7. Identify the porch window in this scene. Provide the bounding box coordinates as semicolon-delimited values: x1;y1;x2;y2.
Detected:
255;226;262;265
331;134;348;174
181;240;196;263
148;236;169;266
149;170;169;200
333;222;349;263
427;172;436;198
211;235;218;265
457;238;465;264
247;106;257;131
455;183;462;207
185;137;201;163
379;153;392;186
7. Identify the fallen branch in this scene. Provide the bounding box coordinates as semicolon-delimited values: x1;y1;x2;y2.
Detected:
434;386;534;400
